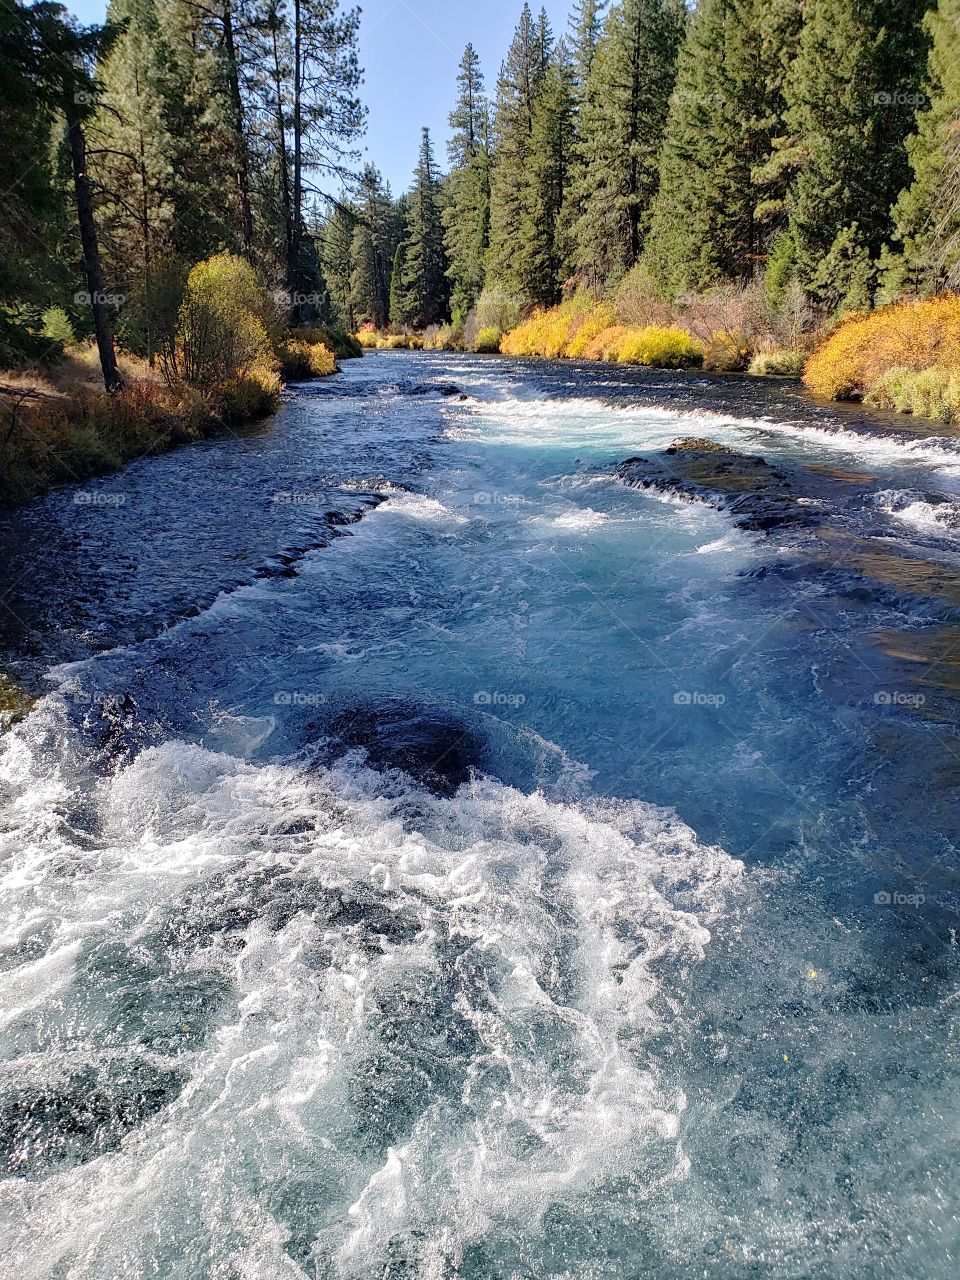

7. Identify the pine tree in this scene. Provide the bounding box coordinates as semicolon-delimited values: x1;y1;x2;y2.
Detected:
443;44;492;322
152;0;241;266
782;0;930;308
322;198;358;330
572;0;685;288
568;0;607;97
486;3;551;295
88;0;175;328
889;0;960;294
350;166;400;327
521;43;577;303
0;0;72;360
398;128;450;328
286;0;365;317
389;239;411;328
645;0;802;297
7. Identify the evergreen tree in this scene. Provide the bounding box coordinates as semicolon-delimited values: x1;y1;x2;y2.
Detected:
398;128;450;328
287;0;365;316
0;1;72;359
350;166;400;327
782;0;930;308
322;198;358;330
646;0;802;297
521;43;577;303
486;3;551;295
572;0;685;288
152;0;241;266
443;44;492;322
88;0;175;316
389;239;411;328
889;0;960;294
568;0;607;97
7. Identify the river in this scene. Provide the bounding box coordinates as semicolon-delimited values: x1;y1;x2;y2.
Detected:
0;352;957;1277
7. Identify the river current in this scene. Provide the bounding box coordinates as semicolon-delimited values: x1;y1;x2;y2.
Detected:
0;353;958;1277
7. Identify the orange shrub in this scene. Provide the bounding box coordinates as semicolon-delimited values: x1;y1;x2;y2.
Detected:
804;296;960;402
582;325;630;362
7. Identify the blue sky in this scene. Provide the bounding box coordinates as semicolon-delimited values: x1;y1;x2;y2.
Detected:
65;0;573;194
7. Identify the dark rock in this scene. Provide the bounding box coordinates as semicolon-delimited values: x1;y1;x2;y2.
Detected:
328;698;485;795
618;436;819;535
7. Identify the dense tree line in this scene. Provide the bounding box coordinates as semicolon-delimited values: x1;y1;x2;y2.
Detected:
1;0;364;374
336;0;960;333
3;0;960;373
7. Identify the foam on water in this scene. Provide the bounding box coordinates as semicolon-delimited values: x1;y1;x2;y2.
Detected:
0;700;743;1278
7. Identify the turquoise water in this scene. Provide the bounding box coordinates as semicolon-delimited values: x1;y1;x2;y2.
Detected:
0;353;957;1276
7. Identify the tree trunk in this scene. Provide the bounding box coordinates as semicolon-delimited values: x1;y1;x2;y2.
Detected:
291;0;303;323
269;8;295;316
68;118;122;393
222;1;254;256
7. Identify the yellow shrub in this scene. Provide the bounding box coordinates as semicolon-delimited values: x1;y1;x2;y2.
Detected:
278;338;337;379
500;295;595;359
566;303;617;358
218;363;282;423
177;253;277;386
583;325;629;362
804;296;960;403
702;330;753;372
616;326;703;369
356;330;379;349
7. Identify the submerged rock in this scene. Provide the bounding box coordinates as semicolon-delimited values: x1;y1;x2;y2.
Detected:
328;698;485;795
618;436;819;533
0;670;35;733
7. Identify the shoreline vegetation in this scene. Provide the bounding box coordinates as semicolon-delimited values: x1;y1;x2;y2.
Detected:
0;254;360;504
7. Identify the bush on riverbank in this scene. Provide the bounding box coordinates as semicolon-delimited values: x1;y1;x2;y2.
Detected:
803;297;960;418
0;253;352;502
497;274;820;373
501;298;706;370
748;350;806;377
277;337;338;380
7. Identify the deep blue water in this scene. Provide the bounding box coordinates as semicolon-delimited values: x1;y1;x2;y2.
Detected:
0;352;958;1277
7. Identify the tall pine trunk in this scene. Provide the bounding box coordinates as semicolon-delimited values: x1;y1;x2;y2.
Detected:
290;0;303;323
222;1;254;256
269;12;295;312
67;118;122;393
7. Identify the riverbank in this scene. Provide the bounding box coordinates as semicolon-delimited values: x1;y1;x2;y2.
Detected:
0;329;357;505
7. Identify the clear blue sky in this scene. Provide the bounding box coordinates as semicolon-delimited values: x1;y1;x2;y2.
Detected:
65;0;573;194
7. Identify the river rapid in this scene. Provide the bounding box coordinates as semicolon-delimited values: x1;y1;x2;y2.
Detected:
0;352;958;1278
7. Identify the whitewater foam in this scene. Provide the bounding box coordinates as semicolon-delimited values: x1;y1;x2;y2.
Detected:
0;702;743;1278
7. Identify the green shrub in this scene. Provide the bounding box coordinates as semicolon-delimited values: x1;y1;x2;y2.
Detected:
749;350;805;377
865;366;960;423
464;287;523;350
473;326;502;353
41;307;75;345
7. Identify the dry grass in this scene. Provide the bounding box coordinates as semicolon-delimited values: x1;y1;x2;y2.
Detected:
0;343;279;502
